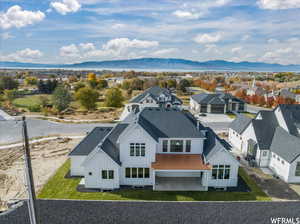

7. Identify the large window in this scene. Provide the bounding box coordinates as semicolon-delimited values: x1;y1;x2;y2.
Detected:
212;165;230;180
130;143;145;157
295;162;300;176
186;140;191;152
170;140;184;152
163;140;168;152
102;170;114;179
125;167;150;178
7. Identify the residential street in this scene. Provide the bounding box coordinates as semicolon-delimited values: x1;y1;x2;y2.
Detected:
0;118;114;144
1;200;300;224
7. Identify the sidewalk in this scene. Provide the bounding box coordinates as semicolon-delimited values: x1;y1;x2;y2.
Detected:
0;109;14;121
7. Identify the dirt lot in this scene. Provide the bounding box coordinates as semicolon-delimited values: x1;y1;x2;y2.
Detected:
0;138;81;211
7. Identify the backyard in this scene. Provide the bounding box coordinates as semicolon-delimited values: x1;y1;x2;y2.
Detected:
38;160;270;201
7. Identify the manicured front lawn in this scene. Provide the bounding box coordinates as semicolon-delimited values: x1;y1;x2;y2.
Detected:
38;160;270;201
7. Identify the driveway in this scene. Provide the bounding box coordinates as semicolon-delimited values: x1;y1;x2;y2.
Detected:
0;118;114;144
197;114;233;123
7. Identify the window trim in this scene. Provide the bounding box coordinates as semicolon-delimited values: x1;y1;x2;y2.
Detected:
129;143;146;157
102;170;114;180
125;167;150;179
211;165;231;180
295;162;300;177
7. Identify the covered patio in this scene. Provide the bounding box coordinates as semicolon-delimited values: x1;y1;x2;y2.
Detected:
151;154;211;191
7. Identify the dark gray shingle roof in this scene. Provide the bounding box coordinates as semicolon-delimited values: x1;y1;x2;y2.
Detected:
191;93;244;105
138;108;205;141
69;127;113;156
203;127;232;160
252;111;279;150
278;104;300;137
100;123;129;165
229;114;252;134
270;127;300;163
129;86;182;104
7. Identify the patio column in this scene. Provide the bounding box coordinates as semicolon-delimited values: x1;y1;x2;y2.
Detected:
152;169;156;191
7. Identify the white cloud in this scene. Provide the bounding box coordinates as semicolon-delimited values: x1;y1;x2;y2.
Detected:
173;0;231;20
60;44;80;57
241;34;250;41
194;33;223;44
267;38;279;44
173;10;203;19
60;38;159;61
258;0;300;10
111;23;126;29
0;5;45;29
50;0;81;15
103;38;159;54
231;46;243;53
151;48;178;56
79;43;95;51
1;48;43;62
0;32;14;40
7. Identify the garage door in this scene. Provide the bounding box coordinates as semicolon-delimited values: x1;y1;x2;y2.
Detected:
210;104;225;113
200;104;207;113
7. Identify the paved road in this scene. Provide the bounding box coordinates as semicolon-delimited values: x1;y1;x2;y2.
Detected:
246;104;271;114
0;118;114;144
203;122;230;132
1;200;300;224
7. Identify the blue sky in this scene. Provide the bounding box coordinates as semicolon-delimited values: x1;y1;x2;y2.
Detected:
1;0;300;65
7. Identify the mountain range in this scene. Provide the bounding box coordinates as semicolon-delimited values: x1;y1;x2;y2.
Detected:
1;58;300;71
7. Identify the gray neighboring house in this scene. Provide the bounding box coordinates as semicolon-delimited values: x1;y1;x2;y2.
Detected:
120;86;182;120
190;93;245;114
229;104;300;183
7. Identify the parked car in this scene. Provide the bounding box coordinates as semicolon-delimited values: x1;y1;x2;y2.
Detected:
199;113;207;117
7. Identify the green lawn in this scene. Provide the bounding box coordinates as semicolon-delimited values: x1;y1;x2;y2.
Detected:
38;160;270;201
227;112;256;119
13;94;51;109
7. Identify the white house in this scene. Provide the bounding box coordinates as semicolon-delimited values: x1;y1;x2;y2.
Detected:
69;107;239;191
190;93;245;114
119;86;182;120
229;104;300;183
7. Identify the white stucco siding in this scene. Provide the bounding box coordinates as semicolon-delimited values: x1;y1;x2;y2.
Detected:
119;124;157;166
207;150;239;187
274;107;289;132
70;156;86;176
269;152;290;182
118;124;157;186
240;123;257;155
228;128;243;151
190;98;200;112
287;156;300;183
84;151;120;189
256;150;270;167
157;138;204;154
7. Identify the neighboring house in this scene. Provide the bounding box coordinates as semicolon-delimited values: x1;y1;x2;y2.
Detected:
246;86;266;96
229;104;300;183
69;107;239;191
105;77;124;87
190;93;245;114
120;86;182;120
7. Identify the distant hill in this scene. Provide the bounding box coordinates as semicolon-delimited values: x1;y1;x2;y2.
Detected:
1;58;300;71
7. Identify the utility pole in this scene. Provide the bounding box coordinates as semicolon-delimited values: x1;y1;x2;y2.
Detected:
22;116;38;224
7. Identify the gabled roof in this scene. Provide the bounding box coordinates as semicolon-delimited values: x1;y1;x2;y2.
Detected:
100;123;129;165
138;107;205;141
191;93;243;105
229;114;252;134
69;127;113;156
252;111;279;150
278;104;300;137
270;127;300;163
203;127;233;161
129;86;181;104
